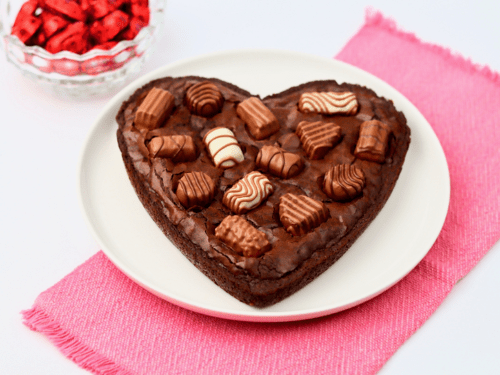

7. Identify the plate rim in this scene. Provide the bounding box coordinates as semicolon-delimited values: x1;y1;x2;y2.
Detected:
77;48;450;322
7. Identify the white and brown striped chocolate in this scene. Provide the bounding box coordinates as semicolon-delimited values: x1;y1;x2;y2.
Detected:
323;164;365;201
354;120;391;163
255;145;304;179
176;171;216;209
148;135;197;162
223;171;273;214
203;127;244;169
296;121;341;159
298;91;358;115
279;193;330;236
215;215;271;257
236;97;280;140
134;87;175;130
185;81;224;117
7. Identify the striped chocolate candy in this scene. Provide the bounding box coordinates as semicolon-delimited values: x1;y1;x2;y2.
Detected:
223;171;273;214
279;193;330;236
203;127;244;169
298;91;358;115
176;171;216;209
296;120;341;159
323;164;365;201
185;81;224;117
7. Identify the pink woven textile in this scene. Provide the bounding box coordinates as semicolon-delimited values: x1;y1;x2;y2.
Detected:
23;11;500;375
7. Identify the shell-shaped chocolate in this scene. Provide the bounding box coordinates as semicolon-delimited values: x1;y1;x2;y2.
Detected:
279;193;330;236
176;171;216;209
185;81;224;117
255;145;304;179
354;120;391;163
296;121;341;159
215;215;271;257
323;164;365;201
203;127;244;169
222;171;273;214
298;91;358;115
148;135;197;162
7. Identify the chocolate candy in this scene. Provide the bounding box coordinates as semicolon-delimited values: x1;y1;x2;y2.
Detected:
148;135;197;162
236;97;280;140
298;91;358;115
90;10;129;44
203;127;244;169
296;120;341;160
44;0;86;21
323;164;365;201
45;22;89;54
279;193;330;236
41;11;69;38
11;1;42;43
185;81;224;117
222;171;273;214
176;171;216;209
255;145;304;179
215;215;271;257
134;87;175;130
354;120;391;163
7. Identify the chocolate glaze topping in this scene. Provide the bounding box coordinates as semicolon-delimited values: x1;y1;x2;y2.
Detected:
116;76;411;285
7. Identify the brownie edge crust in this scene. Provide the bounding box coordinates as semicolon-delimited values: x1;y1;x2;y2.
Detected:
116;76;411;307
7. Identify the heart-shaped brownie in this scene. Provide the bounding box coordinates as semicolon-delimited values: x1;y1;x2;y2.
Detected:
116;76;411;307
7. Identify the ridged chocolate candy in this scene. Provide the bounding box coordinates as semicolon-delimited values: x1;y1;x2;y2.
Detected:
215;215;271;257
354;120;391;163
323;164;365;201
134;87;175;130
185;81;224;117
223;171;273;214
296;120;342;159
298;91;358;115
236;97;280;140
148;135;197;162
279;193;330;236
176;171;216;209
255;145;304;179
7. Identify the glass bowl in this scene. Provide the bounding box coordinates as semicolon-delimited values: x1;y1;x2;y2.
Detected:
0;0;166;97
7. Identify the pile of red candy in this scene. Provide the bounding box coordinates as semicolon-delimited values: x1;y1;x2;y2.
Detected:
11;0;149;54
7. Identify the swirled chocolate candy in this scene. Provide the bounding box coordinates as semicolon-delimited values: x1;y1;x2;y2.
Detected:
255;145;304;179
134;87;175;130
176;171;216;209
203;127;244;169
296;120;341;159
236;97;280;140
279;193;330;236
222;171;273;214
185;81;224;117
116;76;411;307
323;164;365;201
148;135;197;162
215;216;271;257
298;91;358;115
354;120;391;163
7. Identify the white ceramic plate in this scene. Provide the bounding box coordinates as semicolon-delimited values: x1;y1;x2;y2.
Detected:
78;49;450;322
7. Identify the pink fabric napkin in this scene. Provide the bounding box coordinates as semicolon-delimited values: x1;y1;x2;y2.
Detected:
23;11;500;375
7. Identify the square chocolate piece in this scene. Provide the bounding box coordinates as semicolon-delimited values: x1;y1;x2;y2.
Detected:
237;97;280;140
354;120;391;163
134;87;175;130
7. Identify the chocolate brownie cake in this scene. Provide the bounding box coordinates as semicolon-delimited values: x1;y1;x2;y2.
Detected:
116;76;411;307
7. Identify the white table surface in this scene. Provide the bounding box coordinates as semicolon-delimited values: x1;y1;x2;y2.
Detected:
1;1;499;374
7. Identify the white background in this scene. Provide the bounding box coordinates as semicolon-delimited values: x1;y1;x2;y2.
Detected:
1;1;499;374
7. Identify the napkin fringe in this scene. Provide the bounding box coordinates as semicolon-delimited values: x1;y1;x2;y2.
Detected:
22;307;132;375
364;8;500;86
